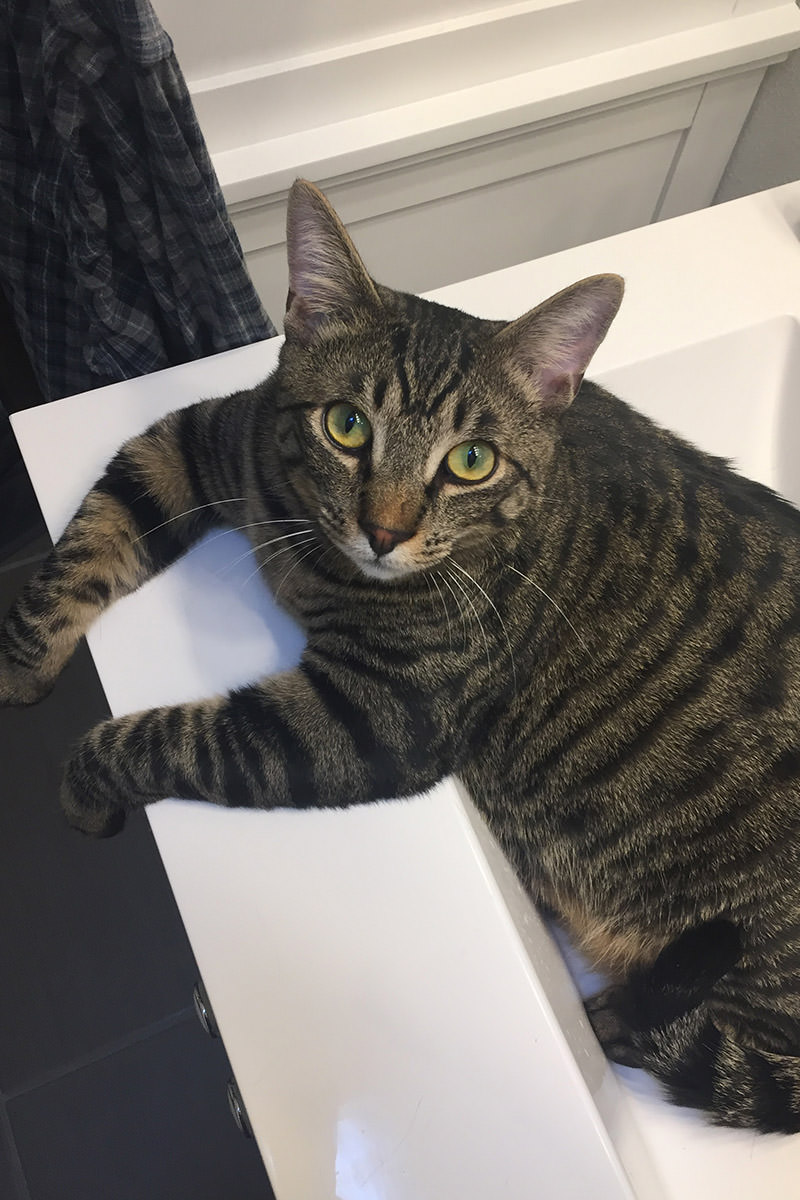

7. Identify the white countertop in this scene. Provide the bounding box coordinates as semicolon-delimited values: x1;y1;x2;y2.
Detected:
13;183;800;1198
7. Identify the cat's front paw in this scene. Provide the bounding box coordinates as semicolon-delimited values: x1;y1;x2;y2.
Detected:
61;738;126;838
0;647;56;706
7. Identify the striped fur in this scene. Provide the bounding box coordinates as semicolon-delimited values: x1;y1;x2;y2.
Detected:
2;180;800;1131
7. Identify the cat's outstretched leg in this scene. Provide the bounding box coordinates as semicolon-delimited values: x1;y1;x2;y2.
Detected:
0;399;245;706
58;659;450;836
587;919;800;1132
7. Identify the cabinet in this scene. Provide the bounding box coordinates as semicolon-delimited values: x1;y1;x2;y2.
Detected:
153;0;800;318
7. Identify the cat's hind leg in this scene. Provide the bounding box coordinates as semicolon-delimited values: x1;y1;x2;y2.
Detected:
586;917;742;1066
587;919;800;1131
621;1005;800;1132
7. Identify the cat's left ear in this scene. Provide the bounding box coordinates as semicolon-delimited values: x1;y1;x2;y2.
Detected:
495;274;624;412
284;179;381;345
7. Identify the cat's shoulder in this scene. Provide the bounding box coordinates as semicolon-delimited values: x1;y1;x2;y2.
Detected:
566;380;800;537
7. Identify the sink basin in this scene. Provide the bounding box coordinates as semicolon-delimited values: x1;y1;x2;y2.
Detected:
595;315;800;505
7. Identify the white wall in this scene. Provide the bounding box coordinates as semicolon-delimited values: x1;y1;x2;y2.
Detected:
155;0;518;78
151;0;800;321
155;1;767;83
715;47;800;202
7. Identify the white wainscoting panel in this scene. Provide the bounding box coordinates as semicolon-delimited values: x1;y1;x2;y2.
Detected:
151;0;800;333
239;129;684;321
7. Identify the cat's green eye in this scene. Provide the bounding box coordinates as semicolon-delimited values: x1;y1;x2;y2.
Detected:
445;440;497;483
324;403;372;451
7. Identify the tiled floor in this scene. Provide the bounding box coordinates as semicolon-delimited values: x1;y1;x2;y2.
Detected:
0;410;274;1196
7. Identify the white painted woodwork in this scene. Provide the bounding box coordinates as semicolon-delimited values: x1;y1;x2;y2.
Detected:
151;0;800;321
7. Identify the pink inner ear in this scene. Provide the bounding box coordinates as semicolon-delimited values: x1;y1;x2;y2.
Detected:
286;218;333;313
284;181;382;345
537;367;582;411
546;325;604;376
284;294;328;346
535;326;601;409
522;281;623;410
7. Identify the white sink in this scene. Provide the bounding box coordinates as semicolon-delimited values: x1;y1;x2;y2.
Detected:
595;315;800;504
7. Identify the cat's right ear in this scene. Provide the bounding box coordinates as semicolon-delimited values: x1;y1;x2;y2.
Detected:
284;180;381;345
495;274;625;413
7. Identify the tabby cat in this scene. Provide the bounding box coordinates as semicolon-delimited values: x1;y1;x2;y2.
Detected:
2;180;800;1133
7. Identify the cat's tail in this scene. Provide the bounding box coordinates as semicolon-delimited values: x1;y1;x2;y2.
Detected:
637;1008;800;1133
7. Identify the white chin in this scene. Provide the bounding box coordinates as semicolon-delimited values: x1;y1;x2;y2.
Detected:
357;556;415;581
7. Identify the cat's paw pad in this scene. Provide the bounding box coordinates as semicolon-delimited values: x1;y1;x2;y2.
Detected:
61;743;126;838
585;988;643;1068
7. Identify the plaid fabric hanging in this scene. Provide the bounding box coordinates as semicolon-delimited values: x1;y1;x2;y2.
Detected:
0;0;275;403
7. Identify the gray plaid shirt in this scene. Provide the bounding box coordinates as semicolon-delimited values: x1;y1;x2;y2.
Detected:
0;0;275;402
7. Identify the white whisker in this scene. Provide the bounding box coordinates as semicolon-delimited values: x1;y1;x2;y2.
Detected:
445;566;491;673
219;528;313;576
450;560;517;695
437;569;469;643
210;518;313;542
132;496;250;544
506;564;589;652
176;518;314;566
429;571;453;650
275;540;326;600
239;536;317;591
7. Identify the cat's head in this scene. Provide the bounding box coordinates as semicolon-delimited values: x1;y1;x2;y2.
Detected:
273;179;623;582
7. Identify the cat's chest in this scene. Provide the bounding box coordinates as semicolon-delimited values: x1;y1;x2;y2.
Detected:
542;884;669;975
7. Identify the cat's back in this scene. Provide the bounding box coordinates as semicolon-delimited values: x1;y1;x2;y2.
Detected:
470;379;800;929
562;381;800;555
498;380;800;794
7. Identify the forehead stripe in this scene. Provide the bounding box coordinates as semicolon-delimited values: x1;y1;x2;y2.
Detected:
453;396;468;430
426;371;462;418
373;377;388;408
425;339;474;418
391;325;411;408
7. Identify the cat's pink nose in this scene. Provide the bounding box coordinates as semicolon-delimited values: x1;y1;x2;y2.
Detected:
360;521;412;557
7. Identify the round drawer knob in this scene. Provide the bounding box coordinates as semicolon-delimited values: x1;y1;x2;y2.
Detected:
192;980;219;1038
227;1077;254;1139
